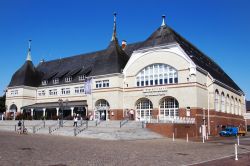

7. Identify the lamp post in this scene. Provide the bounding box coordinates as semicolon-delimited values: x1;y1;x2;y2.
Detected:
58;98;69;127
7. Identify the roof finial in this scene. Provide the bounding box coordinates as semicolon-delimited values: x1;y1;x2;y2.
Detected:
111;12;117;41
161;15;166;27
26;40;32;61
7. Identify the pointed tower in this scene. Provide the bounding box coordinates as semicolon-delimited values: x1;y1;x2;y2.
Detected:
91;13;130;76
9;40;42;87
26;40;32;61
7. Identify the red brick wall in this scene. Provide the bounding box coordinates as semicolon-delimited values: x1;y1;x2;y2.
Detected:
109;109;123;120
146;123;196;138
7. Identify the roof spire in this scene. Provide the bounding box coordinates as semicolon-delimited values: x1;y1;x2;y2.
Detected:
111;12;117;41
161;15;166;27
26;40;32;61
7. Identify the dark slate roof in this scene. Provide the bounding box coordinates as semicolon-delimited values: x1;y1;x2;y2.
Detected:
9;61;42;87
137;25;242;92
35;37;129;86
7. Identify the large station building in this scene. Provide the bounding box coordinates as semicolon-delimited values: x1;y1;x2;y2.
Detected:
5;15;246;136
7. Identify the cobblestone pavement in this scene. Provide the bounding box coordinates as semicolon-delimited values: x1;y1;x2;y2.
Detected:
0;131;250;166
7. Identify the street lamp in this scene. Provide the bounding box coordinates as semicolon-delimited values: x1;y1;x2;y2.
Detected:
58;98;69;127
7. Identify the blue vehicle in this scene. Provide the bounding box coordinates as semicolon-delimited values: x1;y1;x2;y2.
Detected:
219;127;246;136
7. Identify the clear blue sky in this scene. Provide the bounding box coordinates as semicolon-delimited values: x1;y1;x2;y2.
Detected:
0;0;249;100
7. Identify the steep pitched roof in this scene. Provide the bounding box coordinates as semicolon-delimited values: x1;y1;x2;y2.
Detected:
36;38;129;84
246;101;250;111
137;25;242;92
9;61;42;87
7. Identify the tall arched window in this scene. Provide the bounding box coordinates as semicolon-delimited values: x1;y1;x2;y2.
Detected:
215;90;220;111
159;97;179;119
235;99;238;115
221;92;225;112
135;98;153;121
136;64;178;87
226;94;230;113
231;96;234;114
238;100;241;115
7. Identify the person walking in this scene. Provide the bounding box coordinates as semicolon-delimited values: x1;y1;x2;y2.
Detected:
73;116;78;127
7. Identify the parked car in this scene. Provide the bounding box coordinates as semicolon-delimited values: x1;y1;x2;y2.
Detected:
219;127;246;136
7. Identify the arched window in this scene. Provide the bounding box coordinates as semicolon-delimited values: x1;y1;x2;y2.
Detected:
215;90;220;111
238;100;241;115
135;98;153;121
136;64;178;87
235;99;238;115
226;94;230;113
231;96;234;114
159;97;179;119
9;104;17;112
95;99;110;121
221;92;225;112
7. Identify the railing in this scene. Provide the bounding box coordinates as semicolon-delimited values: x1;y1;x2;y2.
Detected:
49;121;60;134
157;116;195;124
33;120;45;134
95;120;101;126
120;119;128;128
74;120;88;136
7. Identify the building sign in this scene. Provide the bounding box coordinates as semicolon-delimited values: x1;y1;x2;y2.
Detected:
143;87;168;97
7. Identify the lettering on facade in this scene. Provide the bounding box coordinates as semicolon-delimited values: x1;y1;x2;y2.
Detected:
142;87;168;97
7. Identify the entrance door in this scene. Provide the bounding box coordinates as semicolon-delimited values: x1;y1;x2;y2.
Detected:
99;110;106;120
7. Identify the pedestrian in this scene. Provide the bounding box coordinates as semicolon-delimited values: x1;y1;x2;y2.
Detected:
73;116;78;127
17;120;22;134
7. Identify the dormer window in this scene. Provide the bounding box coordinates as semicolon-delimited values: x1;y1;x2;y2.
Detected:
53;78;59;84
65;76;72;82
79;75;85;81
42;80;48;85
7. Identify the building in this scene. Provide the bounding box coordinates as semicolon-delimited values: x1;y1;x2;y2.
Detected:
244;101;250;131
6;14;246;136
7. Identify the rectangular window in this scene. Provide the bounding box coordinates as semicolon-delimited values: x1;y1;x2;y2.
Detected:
38;90;46;96
10;90;18;96
49;89;57;96
53;78;59;84
65;77;72;82
79;75;85;81
103;80;109;87
96;81;102;88
61;88;70;95
42;80;48;85
75;87;79;94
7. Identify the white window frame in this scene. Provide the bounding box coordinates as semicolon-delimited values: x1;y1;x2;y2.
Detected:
38;90;46;96
53;78;59;84
10;90;18;96
65;76;72;83
79;75;85;81
49;89;57;96
42;80;48;85
136;64;178;87
61;88;70;95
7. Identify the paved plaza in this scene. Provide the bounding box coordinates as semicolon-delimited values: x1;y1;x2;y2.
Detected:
0;130;250;166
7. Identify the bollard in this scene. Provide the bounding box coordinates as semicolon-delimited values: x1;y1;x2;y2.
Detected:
49;127;51;134
237;136;240;146
235;144;238;160
173;132;175;142
86;120;88;128
43;120;45;128
186;133;189;142
15;125;16;131
33;126;36;134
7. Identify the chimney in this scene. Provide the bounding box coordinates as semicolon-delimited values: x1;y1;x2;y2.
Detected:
122;40;127;50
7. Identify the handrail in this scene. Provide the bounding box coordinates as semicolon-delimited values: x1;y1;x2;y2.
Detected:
49;121;60;134
120;119;128;128
95;120;101;126
74;120;88;136
32;120;46;133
